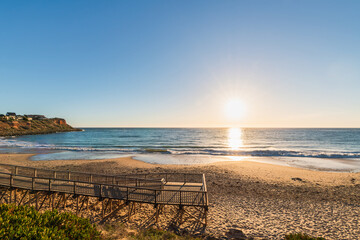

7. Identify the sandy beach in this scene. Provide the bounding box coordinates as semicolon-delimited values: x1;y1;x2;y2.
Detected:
0;153;359;239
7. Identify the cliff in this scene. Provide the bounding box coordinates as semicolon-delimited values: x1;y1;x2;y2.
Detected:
0;118;81;137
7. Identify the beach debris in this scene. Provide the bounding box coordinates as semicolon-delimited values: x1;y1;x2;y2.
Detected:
291;177;304;182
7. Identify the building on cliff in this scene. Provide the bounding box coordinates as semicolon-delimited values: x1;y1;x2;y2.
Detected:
24;115;46;120
4;112;27;121
1;113;59;122
6;112;16;120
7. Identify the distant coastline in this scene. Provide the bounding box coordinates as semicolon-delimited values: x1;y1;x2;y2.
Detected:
0;112;81;137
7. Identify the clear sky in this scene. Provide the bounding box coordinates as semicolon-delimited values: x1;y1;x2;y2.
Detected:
1;1;359;128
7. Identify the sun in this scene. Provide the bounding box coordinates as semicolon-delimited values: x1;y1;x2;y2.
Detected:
224;99;246;121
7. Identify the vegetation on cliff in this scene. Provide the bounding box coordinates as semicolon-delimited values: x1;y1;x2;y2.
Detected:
0;118;81;137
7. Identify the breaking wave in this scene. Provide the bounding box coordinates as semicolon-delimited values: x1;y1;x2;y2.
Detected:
1;137;359;159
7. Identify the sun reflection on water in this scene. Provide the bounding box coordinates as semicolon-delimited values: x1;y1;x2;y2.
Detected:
228;128;243;150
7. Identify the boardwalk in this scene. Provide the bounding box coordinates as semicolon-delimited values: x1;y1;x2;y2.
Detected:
0;163;208;226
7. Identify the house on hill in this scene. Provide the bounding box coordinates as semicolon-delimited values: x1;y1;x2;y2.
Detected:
24;115;46;120
6;112;16;117
6;112;16;120
4;112;26;120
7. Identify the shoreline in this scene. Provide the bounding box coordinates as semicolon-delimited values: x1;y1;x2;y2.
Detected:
0;153;359;239
24;150;360;173
2;153;359;186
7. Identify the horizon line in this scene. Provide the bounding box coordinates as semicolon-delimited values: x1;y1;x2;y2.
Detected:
74;126;360;129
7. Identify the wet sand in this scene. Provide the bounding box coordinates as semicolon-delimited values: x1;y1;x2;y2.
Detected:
0;153;359;239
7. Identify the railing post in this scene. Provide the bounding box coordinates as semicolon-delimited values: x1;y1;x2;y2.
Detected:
180;191;182;205
53;171;57;179
49;179;52;191
68;171;71;181
205;192;208;207
32;177;35;190
202;174;208;206
10;174;13;187
15;166;18;175
34;169;37;177
99;184;102;198
126;187;129;201
112;176;115;185
90;174;93;182
73;181;76;194
155;190;157;204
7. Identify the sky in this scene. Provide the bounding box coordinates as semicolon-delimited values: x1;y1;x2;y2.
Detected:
1;0;359;128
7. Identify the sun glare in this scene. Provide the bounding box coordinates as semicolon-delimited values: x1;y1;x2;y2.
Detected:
225;99;246;121
228;127;243;150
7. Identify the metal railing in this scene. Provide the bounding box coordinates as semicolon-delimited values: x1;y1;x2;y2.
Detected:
0;164;208;207
119;172;204;184
0;171;207;206
0;163;162;188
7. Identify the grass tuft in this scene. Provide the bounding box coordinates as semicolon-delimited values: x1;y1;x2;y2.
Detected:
285;232;326;240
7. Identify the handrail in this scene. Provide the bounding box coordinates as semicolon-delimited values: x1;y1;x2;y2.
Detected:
0;171;207;193
0;172;208;206
0;163;206;195
0;163;162;184
122;172;204;178
0;163;208;206
0;163;203;180
202;174;209;206
0;163;156;180
120;172;204;184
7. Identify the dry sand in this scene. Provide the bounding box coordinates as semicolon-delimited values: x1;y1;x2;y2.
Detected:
0;153;359;239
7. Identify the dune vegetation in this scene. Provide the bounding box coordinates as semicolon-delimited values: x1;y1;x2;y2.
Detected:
0;204;100;239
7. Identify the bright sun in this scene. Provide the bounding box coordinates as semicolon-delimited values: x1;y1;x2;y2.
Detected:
225;99;246;121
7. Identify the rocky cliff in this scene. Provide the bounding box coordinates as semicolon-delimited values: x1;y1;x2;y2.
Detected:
0;118;81;137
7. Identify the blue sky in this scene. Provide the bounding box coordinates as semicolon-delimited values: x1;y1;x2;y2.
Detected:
1;1;359;127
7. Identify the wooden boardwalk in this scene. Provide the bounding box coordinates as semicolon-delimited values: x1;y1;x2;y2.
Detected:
0;163;208;226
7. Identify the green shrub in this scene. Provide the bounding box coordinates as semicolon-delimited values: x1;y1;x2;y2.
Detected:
0;204;101;240
285;232;326;240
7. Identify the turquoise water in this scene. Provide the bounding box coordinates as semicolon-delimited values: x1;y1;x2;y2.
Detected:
1;128;360;171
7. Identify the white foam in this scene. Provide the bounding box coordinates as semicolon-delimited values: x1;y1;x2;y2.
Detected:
133;154;360;172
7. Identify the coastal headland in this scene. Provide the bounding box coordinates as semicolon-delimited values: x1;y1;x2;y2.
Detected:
0;112;80;137
0;153;359;239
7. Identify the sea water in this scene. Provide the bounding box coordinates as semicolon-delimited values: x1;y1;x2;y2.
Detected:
0;128;359;172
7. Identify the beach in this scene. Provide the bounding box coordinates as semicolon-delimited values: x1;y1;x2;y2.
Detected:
3;0;360;239
0;153;359;239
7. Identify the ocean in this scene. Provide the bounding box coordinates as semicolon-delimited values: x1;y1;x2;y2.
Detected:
1;128;360;172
